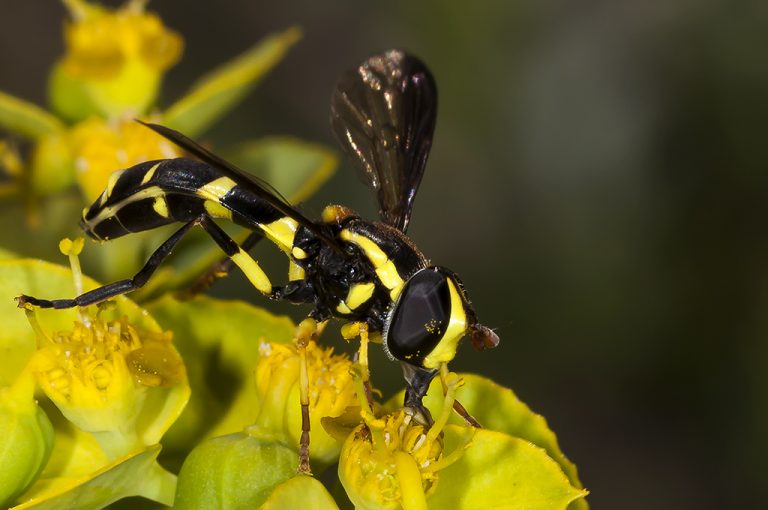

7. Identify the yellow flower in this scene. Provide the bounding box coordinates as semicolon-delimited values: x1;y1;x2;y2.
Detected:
339;411;441;510
61;0;182;79
252;340;358;465
338;371;473;510
69;116;180;201
27;306;187;459
50;0;183;121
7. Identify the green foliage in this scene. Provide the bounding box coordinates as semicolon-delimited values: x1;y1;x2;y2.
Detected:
388;373;586;507
147;295;294;456
0;91;64;140
427;426;586;510
163;28;301;138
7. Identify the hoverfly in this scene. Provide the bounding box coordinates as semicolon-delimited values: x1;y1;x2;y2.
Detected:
17;49;499;472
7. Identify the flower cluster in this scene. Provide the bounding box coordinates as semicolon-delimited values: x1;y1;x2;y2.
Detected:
0;1;587;509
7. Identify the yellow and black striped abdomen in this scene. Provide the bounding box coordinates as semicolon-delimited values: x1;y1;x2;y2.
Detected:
81;158;284;241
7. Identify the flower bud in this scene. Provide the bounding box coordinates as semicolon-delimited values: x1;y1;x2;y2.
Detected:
174;431;298;509
0;373;54;507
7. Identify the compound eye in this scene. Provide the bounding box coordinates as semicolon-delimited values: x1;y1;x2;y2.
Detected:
385;268;451;365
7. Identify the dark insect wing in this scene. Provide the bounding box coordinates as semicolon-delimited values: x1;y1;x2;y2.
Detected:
330;50;437;233
139;121;342;251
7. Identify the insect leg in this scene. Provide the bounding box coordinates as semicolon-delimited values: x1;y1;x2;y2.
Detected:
17;220;197;309
186;230;265;296
341;322;375;407
294;317;318;474
197;216;273;296
438;364;482;428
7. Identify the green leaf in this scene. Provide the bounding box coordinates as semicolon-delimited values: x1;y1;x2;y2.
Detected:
0;90;64;140
259;475;339;510
226;137;338;204
387;373;587;509
0;259;159;386
174;432;298;510
11;445;176;510
146;295;295;456
426;425;587;510
163;27;301;138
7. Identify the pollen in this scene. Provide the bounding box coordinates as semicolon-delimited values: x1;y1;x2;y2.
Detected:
33;312;182;406
339;410;446;509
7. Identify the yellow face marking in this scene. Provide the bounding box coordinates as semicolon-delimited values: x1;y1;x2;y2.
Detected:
83;186;166;232
231;249;272;295
196;176;237;202
204;200;232;219
259;217;298;252
100;170;125;206
336;301;352;314
288;260;305;281
339;229;389;267
422;279;468;370
141;162;161;185
346;282;375;310
152;196;170;218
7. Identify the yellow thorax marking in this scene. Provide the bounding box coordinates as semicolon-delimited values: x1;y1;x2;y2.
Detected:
196;176;237;202
152;196;169;218
336;302;352;314
339;229;404;298
260;217;299;253
340;229;388;267
288;260;305;281
422;279;467;370
231;248;272;295
346;282;375;310
141;162;162;185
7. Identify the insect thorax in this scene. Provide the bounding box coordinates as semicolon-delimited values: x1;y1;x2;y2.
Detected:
293;212;427;330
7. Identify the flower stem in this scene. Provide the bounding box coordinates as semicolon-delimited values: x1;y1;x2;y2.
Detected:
137;460;177;507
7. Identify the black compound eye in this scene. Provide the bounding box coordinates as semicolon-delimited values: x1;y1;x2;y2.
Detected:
386;268;451;365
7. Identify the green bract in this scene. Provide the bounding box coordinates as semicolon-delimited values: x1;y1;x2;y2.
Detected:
174;432;299;509
427;426;586;510
0;374;54;507
387;374;588;509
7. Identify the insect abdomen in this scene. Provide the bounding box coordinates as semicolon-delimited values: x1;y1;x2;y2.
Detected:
81;158;283;241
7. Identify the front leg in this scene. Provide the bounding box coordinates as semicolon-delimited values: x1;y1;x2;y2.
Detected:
17;220;197;309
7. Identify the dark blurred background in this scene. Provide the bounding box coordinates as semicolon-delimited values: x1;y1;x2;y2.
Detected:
2;0;768;507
